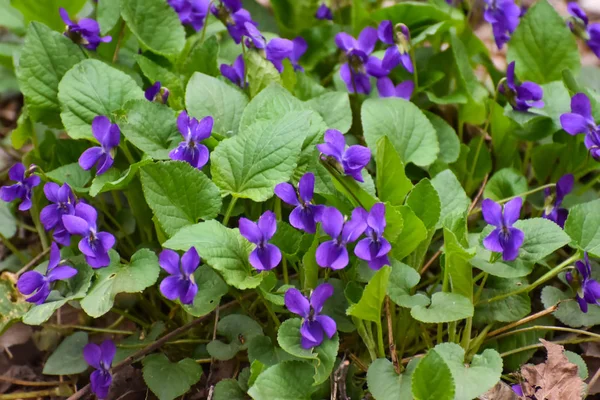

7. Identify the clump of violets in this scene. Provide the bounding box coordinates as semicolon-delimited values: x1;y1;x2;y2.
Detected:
145;82;170;104
542;174;574;228
275;173;324;234
84;340;115;399
335;27;388;94
483;0;521;49
315;3;333;20
378;21;413;73
62;203;115;268
500;61;544;112
482;197;524;262
567;3;600;59
79;116;120;176
167;0;210;31
59;8;111;51
239;211;281;271
17;243;77;305
377;77;414;100
566;253;600;313
317;129;371;182
221;55;246;88
159;248;200;305
355;203;391;270
40;183;77;246
560;93;600;160
169;111;212;169
284;283;337;349
0;163;40;211
211;0;256;44
316;207;367;270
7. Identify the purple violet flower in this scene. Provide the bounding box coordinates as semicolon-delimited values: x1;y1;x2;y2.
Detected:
79;116;120;176
159;248;200;305
483;0;521;49
0;163;40;211
542;174;574;228
239;211;282;271
40;183;77;246
317;129;371;182
377;77;414;100
567;3;600;59
354;203;391;270
566;252;600;313
511;384;524;397
290;37;308;72
167;0;210;31
62;203;115;268
335;27;387;94
145;81;170;104
244;22;266;49
169;111;212;169
501;61;544;112
211;0;256;44
284;283;337;349
266;37;293;73
482;197;524;262
378;21;413;73
83;340;115;399
559;93;600;160
59;8;111;51
221;55;246;88
316;207;367;270
17;243;77;305
274;173;325;234
315;3;333;20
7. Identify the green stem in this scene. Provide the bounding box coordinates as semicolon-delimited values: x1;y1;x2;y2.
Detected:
460;317;472;352
468;183;555;216
112;20;126;63
112;308;150;328
500;337;597;358
0;387;72;399
222;195;238;226
0;233;28;264
44;324;134;335
30;201;49;251
274;198;289;285
199;3;212;43
479;253;580;305
409;46;418;90
260;293;281;328
120;143;136;164
376;322;385;358
488;325;600;342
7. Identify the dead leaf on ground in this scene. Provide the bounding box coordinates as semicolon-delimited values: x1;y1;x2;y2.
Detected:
518;339;585;400
0;323;32;354
479;380;520;400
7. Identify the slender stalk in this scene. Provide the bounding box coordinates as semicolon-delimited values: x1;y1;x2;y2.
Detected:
30;201;49;251
0;233;27;264
460;317;472;352
112;308;150;328
489;325;600;342
385;296;401;373
16;246;51;276
260;293;281;328
274;198;289;285
468;184;555;216
354;317;378;361
222;195;238;226
112;20;126;63
486;304;559;338
499;337;597;358
44;324;134;335
199;3;212;43
0;387;72;399
376;321;385;358
420;250;441;274
587;367;600;398
0;376;73;387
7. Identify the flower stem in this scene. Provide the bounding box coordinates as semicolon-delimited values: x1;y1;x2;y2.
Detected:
30;200;49;251
44;324;134;335
486;304;559;338
259;292;281;328
0;233;28;264
468;183;556;216
499;337;597;358
112;20;126;64
489;325;600;342
222;195;238;226
376;321;385;358
274;197;289;285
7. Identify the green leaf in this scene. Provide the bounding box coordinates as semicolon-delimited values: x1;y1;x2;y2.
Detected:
507;0;580;83
97;0;121;34
513;218;571;263
278;318;318;360
211;111;311;202
58;59;144;141
375;136;413;207
120;0;185;57
42;332;88;375
431;170;470;229
178;35;220;82
565;351;588;380
347;266;391;323
10;0;86;32
406;179;441;230
17;22;85;121
444;226;476;300
0;202;16;239
475;277;530;324
140;161;222;237
432;343;503;400
163;220;265;290
541;286;600;328
312;331;339;385
89;159;152;196
321;278;355;333
362;98;439;167
239;84;305;130
46;163;91;192
142;354;202;400
247;361;315;400
490;102;520;170
213;379;246;400
470;247;533;278
387;261;430;308
424;111;460;164
565;199;600;256
484;168;528;201
182;265;228;317
271;221;304;257
372;2;456;31
135;55;185;107
0;0;25;34
411;348;455;400
367;358;418;400
81;249;160;317
391;205;427;260
411;292;473;323
270;0;319;37
248;335;297;367
207;314;263;360
185;72;248;137
0;279;29;333
306;92;352;133
245;51;282;98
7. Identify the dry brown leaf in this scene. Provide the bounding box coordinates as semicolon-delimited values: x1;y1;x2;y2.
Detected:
519;339;585;400
479;380;520;400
